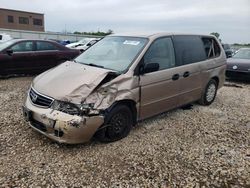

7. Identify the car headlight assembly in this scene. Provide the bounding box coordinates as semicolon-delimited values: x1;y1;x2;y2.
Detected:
52;100;95;116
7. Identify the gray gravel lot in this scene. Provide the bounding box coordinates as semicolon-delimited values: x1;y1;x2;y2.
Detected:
0;77;249;187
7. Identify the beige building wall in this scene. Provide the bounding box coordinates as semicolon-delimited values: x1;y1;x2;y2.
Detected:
0;8;44;32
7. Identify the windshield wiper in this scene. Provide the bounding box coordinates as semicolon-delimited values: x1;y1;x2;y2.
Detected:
75;61;105;69
87;63;104;68
73;60;103;68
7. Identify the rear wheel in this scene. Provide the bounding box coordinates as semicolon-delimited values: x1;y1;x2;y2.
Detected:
199;79;218;105
95;105;133;142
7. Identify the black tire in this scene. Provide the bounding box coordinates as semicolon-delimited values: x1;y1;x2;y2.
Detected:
95;105;133;142
198;79;218;106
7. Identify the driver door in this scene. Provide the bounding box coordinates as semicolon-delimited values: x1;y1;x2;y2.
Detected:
5;41;35;75
139;37;182;119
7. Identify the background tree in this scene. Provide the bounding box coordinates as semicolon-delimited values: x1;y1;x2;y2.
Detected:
210;32;222;42
73;29;114;36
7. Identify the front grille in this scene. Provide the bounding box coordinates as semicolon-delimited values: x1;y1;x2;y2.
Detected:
226;71;250;79
29;87;54;108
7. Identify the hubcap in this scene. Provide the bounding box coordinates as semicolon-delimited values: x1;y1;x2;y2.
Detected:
206;83;216;102
110;113;127;134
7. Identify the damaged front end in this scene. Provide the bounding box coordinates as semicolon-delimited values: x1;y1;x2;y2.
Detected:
23;62;139;144
23;94;104;144
52;100;97;116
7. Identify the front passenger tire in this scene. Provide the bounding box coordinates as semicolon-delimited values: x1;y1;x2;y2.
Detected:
95;105;133;142
198;79;218;106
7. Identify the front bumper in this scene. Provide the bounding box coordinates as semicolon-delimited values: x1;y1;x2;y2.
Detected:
23;98;104;144
226;70;250;80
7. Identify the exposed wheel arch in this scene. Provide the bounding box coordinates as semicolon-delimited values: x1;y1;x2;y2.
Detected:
211;76;219;86
95;103;134;142
105;99;137;126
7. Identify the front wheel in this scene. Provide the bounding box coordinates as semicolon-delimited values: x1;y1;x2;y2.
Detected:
95;105;133;142
198;79;218;106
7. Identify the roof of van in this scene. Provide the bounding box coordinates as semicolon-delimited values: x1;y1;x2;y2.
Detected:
111;32;213;39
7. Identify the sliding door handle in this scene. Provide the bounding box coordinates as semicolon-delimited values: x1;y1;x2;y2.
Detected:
183;71;190;78
172;74;179;81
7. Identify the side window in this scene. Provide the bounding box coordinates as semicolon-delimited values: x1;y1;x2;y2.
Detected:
8;15;14;23
19;17;29;24
172;35;206;66
202;37;221;58
11;41;33;52
144;37;175;71
36;41;57;51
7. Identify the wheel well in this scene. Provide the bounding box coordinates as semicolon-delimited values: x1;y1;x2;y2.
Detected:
108;100;137;126
211;76;219;86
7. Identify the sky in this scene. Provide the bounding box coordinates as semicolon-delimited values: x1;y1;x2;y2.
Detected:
1;0;250;43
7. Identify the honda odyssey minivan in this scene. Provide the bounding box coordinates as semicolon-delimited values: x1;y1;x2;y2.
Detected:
23;33;226;144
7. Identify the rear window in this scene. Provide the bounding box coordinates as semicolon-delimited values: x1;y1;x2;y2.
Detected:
172;35;206;66
36;41;57;51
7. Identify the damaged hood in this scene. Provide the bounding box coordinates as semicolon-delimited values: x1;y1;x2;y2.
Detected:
32;61;114;103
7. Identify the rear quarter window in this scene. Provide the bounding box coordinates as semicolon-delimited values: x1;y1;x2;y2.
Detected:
36;41;58;51
202;37;221;58
172;35;206;66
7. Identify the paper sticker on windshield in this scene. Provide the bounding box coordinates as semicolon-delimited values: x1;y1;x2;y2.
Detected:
123;40;140;45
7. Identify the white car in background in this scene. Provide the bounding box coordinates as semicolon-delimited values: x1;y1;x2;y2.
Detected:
75;38;100;52
0;33;12;43
66;38;99;50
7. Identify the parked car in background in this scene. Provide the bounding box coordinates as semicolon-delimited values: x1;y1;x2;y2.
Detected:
226;48;250;80
49;39;71;46
66;38;99;49
0;39;80;76
75;38;100;52
0;33;12;43
60;40;71;46
23;33;226;144
222;43;233;58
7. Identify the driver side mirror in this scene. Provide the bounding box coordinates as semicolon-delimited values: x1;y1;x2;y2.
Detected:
140;63;159;74
6;49;13;56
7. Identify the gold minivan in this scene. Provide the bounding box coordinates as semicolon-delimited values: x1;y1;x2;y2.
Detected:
23;33;226;144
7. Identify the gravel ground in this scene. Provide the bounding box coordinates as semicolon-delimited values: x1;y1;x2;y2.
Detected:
0;77;249;188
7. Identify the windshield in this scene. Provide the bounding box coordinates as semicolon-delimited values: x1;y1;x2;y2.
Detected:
75;36;148;72
0;40;15;51
233;48;250;59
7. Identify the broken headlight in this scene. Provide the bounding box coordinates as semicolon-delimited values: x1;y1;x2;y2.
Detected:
52;101;94;116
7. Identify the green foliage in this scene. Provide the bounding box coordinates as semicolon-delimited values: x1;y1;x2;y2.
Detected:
210;32;220;39
233;43;250;47
210;32;222;42
73;29;113;36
